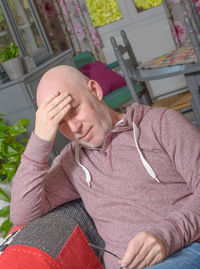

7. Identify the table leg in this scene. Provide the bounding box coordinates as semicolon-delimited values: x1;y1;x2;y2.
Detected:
185;73;200;126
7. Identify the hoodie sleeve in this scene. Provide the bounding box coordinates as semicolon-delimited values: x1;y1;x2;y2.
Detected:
149;109;200;257
10;133;80;226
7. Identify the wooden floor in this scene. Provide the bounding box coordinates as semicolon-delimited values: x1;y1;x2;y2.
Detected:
151;91;192;111
114;91;198;127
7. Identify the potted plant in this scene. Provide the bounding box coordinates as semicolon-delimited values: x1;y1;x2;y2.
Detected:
0;113;30;238
0;42;24;80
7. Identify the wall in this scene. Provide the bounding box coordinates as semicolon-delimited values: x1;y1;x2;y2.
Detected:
96;0;187;99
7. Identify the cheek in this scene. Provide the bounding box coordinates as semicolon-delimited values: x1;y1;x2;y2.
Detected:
58;125;74;140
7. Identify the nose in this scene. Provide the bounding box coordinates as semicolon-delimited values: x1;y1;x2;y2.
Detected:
67;118;82;134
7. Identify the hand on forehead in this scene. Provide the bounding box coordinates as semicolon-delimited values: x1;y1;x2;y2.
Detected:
36;65;87;107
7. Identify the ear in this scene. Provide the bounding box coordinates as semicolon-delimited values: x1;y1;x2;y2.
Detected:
87;80;103;101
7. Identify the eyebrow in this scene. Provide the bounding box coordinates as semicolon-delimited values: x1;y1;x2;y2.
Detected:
70;95;78;107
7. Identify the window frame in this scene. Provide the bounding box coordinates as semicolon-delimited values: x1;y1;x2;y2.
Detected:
0;0;53;65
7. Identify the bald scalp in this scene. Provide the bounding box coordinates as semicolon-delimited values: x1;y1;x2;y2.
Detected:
37;65;89;107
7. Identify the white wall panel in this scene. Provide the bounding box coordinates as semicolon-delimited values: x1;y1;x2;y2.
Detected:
97;0;187;99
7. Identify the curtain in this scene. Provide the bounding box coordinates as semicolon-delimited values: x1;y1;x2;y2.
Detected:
163;0;200;47
34;0;105;61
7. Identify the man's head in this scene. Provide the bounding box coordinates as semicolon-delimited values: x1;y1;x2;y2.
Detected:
37;65;123;148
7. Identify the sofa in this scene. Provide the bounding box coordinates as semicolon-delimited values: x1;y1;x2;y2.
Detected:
0;199;106;269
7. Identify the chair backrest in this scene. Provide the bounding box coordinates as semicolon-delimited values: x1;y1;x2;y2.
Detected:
120;30;138;69
110;31;152;105
184;16;200;62
190;2;200;36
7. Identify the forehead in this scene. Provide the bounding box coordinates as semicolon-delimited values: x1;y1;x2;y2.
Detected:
37;77;86;107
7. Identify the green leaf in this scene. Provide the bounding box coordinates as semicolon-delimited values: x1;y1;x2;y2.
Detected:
0;205;10;217
0;188;10;202
0;218;12;238
0;174;7;182
12;141;25;152
16;119;30;127
20;138;29;143
6;145;18;157
6;135;15;145
0;139;7;156
0;42;19;61
2;163;16;182
9;124;27;135
7;155;20;164
0;122;8;131
0;130;7;138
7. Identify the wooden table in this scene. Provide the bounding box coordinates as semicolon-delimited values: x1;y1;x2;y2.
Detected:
136;43;200;125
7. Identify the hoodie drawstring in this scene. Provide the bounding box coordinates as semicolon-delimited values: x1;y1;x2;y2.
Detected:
132;122;160;183
74;122;160;188
75;144;92;187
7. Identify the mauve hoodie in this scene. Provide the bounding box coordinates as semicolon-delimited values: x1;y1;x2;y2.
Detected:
11;103;200;268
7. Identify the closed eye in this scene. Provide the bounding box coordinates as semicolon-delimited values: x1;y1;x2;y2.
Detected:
70;105;79;114
71;106;78;111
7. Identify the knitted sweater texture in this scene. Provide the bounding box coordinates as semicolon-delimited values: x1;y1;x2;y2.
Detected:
11;103;200;268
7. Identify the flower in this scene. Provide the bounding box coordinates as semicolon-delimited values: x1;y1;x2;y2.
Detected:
74;23;85;40
40;0;56;20
172;21;186;45
195;2;200;13
58;0;68;15
74;3;81;15
89;27;102;49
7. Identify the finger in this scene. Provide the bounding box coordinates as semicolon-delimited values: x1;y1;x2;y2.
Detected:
39;91;60;108
45;94;71;113
125;245;151;269
144;252;160;268
131;243;165;269
48;96;71;119
119;242;143;268
52;104;71;124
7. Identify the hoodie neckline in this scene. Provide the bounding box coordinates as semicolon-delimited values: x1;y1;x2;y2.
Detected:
74;103;160;187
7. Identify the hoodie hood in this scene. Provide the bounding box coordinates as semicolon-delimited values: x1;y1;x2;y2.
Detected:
75;103;160;187
123;102;151;127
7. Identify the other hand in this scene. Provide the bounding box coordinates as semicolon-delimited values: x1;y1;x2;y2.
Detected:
34;91;71;141
118;231;166;269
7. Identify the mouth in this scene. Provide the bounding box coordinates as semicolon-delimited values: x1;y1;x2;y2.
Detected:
79;127;92;141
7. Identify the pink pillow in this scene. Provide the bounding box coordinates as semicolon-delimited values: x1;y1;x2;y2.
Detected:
78;61;126;96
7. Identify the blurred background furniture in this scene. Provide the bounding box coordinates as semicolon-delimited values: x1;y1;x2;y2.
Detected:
191;2;200;39
110;16;200;126
0;49;73;160
73;50;135;110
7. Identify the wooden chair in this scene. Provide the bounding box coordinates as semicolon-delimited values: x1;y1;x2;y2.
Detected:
110;35;152;106
190;2;200;40
110;23;200;125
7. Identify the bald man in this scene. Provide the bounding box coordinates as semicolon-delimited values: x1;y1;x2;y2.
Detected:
35;65;120;147
10;65;200;269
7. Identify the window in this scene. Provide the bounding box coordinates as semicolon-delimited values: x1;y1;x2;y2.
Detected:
0;0;52;65
134;0;163;12
0;5;13;50
86;0;122;27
